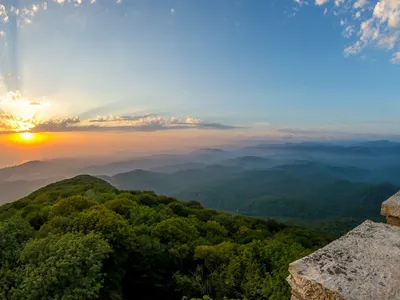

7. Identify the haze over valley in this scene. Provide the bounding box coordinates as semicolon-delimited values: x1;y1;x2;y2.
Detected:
2;139;399;235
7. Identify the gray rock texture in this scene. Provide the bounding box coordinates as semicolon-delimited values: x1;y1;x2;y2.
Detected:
287;220;400;300
381;191;400;226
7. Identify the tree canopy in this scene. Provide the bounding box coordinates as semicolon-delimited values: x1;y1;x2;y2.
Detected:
0;175;331;299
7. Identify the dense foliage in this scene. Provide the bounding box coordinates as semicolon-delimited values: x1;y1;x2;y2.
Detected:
0;175;331;299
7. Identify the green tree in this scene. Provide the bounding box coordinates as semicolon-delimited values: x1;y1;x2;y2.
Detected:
152;217;199;245
10;232;111;300
49;195;98;219
71;206;137;295
105;198;137;218
130;204;162;227
203;221;228;244
0;218;33;266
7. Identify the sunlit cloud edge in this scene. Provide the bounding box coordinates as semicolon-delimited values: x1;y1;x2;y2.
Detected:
0;114;242;134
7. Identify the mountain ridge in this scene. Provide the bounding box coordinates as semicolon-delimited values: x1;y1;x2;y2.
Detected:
0;174;331;300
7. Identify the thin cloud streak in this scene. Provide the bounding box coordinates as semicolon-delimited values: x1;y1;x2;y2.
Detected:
0;113;240;133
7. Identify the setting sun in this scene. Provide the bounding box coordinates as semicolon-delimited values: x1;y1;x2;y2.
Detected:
20;132;35;141
5;132;50;145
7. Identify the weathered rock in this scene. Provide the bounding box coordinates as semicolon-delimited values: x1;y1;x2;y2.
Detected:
287;220;400;300
381;191;400;226
386;216;400;227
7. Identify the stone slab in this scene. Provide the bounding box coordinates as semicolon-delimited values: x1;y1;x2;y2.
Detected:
381;191;400;219
287;220;400;300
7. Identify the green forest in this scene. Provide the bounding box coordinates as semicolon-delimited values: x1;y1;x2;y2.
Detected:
0;175;331;300
105;162;398;236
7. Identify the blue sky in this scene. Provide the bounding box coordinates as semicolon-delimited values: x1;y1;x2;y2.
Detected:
0;0;399;136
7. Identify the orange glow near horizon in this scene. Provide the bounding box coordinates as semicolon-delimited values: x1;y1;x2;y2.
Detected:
6;132;51;145
0;129;257;168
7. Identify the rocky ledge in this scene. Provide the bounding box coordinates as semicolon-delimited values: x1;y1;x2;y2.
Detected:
287;220;400;300
381;191;400;226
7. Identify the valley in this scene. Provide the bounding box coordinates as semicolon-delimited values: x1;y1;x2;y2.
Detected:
1;140;399;236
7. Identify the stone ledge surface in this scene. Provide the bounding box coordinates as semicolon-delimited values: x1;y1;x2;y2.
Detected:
287;220;400;300
381;191;400;219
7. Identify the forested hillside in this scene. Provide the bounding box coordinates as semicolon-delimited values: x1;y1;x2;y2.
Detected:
105;162;399;236
0;175;330;300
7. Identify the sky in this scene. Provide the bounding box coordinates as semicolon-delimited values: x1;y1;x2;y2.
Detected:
0;0;399;165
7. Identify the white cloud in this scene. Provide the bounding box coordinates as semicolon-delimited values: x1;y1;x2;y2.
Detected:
295;0;309;6
315;0;329;5
302;0;400;63
373;1;397;26
334;0;345;7
345;0;400;61
344;40;364;56
390;52;400;64
343;25;355;38
378;32;399;49
354;0;368;9
291;0;310;17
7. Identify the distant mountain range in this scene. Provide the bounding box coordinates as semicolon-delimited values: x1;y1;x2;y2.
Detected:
101;160;399;235
1;140;399;235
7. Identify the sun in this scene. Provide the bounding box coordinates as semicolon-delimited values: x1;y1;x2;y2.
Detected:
20;132;35;141
6;132;50;145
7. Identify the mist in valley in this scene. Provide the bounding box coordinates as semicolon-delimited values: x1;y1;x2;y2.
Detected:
2;139;399;235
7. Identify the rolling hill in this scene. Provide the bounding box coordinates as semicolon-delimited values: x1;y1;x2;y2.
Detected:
106;161;399;235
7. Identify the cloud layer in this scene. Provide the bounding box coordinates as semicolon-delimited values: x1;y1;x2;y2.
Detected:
0;113;239;134
0;113;35;133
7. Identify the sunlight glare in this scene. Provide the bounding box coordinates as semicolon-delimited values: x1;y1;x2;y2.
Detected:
20;132;35;141
5;132;50;145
